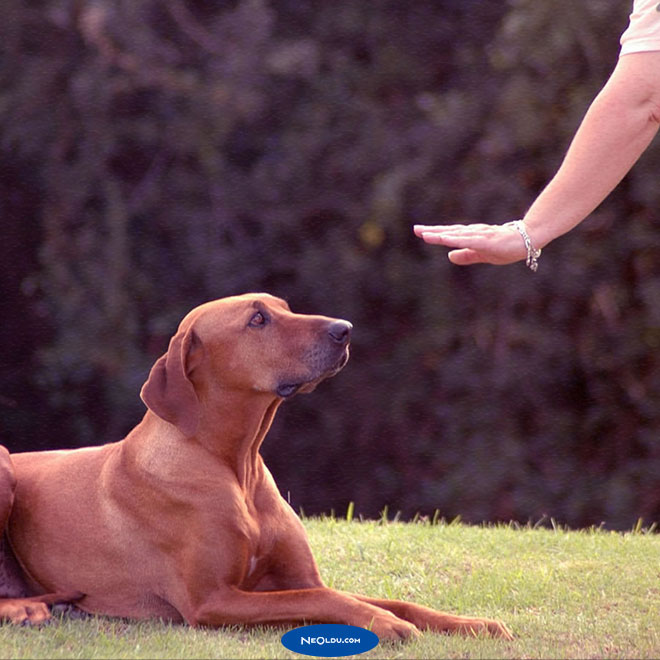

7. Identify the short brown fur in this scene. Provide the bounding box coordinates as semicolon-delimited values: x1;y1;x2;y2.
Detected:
0;294;511;640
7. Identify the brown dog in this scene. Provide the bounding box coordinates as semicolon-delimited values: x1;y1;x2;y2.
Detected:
0;293;512;639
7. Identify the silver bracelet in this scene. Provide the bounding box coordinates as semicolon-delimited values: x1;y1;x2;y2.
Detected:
507;219;541;272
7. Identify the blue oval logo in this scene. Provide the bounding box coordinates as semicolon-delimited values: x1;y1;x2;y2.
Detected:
281;624;379;657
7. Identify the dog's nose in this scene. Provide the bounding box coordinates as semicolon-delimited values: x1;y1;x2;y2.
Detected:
328;320;352;344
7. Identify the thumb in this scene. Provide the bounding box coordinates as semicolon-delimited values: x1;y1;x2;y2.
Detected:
448;248;484;266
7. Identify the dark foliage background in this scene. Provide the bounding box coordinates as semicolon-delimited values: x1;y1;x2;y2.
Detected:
2;0;659;529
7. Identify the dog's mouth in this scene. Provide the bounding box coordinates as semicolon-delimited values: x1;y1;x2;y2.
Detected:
276;382;303;398
276;347;350;399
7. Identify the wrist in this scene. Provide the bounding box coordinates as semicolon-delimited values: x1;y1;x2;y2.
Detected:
521;211;570;249
507;220;542;272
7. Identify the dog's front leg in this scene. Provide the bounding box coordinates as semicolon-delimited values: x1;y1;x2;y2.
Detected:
346;593;513;639
180;586;420;641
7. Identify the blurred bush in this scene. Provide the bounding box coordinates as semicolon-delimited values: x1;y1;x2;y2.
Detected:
1;0;658;529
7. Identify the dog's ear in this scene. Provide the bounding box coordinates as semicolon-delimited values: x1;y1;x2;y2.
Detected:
140;327;202;437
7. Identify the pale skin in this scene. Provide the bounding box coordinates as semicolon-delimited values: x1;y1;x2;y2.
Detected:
414;51;660;266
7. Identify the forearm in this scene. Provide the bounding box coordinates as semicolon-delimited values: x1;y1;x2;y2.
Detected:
413;54;660;268
524;53;660;248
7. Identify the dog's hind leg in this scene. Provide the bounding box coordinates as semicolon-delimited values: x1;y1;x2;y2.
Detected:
0;446;17;534
0;446;82;625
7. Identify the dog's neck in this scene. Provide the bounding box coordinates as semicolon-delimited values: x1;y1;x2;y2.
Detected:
196;391;282;491
130;391;282;493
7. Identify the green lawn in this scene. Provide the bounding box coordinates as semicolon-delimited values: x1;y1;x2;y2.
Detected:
2;518;658;659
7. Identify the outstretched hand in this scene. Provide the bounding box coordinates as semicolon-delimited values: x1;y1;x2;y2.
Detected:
413;223;528;266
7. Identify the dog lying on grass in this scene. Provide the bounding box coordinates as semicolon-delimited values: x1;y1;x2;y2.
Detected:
0;293;512;640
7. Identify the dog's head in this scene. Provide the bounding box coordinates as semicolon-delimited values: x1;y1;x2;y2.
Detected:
140;293;351;436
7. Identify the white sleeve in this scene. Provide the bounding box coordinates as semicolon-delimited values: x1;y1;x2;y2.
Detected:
620;0;660;55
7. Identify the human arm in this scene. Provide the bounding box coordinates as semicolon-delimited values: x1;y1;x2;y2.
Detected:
414;51;660;267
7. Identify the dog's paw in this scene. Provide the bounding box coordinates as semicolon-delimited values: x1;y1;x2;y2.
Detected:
368;612;420;641
0;599;51;626
456;616;514;640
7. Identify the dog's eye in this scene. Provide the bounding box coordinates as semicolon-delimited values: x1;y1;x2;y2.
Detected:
248;311;268;328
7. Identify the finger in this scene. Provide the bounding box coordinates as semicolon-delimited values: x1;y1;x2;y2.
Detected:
414;224;480;237
416;223;495;235
419;231;486;248
413;224;440;236
418;231;449;245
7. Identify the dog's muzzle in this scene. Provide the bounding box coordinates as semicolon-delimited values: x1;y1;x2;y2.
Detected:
276;319;352;398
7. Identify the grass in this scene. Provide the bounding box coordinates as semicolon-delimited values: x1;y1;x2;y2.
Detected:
1;516;658;659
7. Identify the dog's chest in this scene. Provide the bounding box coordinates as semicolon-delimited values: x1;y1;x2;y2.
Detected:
241;509;276;578
246;554;260;579
236;499;293;589
239;533;275;590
